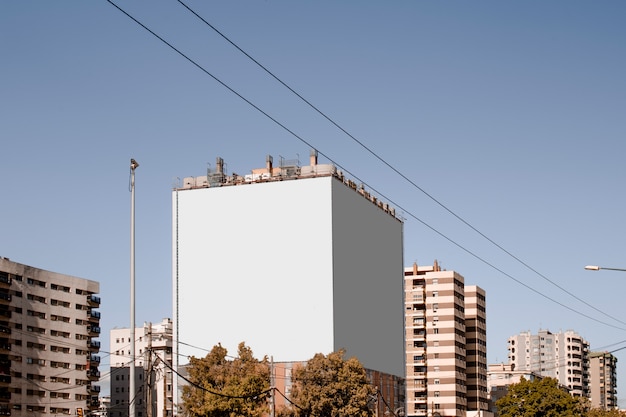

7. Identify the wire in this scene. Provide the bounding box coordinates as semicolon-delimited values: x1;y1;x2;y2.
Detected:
105;1;626;332
173;1;626;329
158;356;272;400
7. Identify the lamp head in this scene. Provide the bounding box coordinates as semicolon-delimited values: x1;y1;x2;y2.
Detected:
130;158;139;170
584;265;600;271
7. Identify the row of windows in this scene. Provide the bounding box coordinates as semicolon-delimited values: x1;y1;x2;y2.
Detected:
10;322;100;338
5;273;94;296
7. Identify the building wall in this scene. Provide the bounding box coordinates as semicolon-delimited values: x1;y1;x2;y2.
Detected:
465;285;488;411
0;257;101;417
589;351;618;410
507;330;590;398
110;319;173;417
172;165;404;374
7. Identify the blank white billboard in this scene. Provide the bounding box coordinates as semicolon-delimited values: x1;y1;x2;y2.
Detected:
173;175;404;376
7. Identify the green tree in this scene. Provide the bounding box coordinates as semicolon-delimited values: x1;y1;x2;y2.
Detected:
496;377;582;417
278;349;376;417
181;342;270;417
586;409;626;417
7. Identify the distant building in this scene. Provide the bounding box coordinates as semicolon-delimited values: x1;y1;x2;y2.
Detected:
507;329;590;398
589;351;618;410
0;257;101;417
172;151;405;415
404;262;489;417
271;361;404;417
486;363;543;413
110;319;173;417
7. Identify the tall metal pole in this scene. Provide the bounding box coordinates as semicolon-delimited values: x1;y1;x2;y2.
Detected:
130;158;139;417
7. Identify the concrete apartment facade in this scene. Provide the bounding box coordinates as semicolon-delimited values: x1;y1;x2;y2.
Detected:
0;257;101;417
507;329;590;398
486;363;543;413
464;286;488;411
172;151;405;415
404;262;488;417
109;319;173;417
589;351;618;410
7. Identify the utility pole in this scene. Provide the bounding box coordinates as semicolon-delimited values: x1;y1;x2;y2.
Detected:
129;158;139;417
146;323;153;417
270;357;275;417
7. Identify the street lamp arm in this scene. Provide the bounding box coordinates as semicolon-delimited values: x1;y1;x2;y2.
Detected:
585;265;626;272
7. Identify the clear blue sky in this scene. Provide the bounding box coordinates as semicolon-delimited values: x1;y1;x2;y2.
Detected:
2;0;626;404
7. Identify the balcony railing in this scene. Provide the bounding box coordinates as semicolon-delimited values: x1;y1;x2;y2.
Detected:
87;294;101;305
87;326;101;334
88;310;101;319
87;369;100;378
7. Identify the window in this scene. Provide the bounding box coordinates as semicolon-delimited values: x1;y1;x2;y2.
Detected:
434;379;440;384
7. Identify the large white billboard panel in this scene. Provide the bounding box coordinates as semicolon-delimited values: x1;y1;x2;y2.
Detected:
173;177;335;362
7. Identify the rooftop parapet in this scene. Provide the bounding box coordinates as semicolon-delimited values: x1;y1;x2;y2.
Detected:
175;150;401;222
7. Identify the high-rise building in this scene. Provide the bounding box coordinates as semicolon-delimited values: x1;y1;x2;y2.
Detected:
404;262;488;417
465;285;488;411
172;152;405;415
507;329;590;398
110;319;173;417
589;351;618;410
0;257;101;417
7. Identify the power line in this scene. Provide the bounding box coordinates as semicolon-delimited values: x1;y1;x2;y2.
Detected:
105;0;625;331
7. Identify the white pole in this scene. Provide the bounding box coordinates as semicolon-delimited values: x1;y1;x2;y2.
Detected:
130;158;139;417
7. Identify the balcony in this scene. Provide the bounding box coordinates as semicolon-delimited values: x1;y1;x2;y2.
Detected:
87;326;101;335
87;294;101;305
88;310;101;320
87;385;101;393
89;355;101;364
0;294;9;303
88;340;101;349
0;274;10;285
87;369;100;379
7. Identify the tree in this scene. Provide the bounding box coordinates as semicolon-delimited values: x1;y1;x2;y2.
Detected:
181;342;270;417
278;349;376;417
586;409;626;417
495;377;582;417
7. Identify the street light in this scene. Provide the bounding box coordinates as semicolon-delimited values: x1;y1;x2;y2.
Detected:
584;265;626;272
129;158;139;417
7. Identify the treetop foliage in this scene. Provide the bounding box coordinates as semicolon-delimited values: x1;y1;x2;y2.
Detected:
278;349;376;417
181;342;270;417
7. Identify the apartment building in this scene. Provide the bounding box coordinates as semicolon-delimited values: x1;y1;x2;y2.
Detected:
110;319;173;417
507;330;590;398
172;151;405;415
0;257;101;417
465;286;488;411
589;351;618;410
486;363;543;413
404;262;488;417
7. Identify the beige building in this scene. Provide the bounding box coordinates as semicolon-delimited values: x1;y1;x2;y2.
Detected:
486;363;543;413
0;257;101;417
404;262;488;417
589;351;618;410
507;330;590;398
465;286;488;411
110;319;173;417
